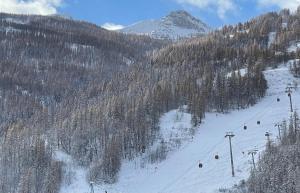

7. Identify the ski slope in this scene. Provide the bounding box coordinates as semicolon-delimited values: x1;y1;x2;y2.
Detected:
59;61;300;193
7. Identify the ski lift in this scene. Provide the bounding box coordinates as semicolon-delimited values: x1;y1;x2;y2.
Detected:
257;121;261;125
198;162;203;168
244;125;247;130
277;98;280;102
215;155;219;160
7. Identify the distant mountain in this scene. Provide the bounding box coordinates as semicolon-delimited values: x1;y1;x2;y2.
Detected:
121;10;211;40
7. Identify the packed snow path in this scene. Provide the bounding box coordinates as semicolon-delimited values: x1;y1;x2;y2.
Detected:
60;62;300;193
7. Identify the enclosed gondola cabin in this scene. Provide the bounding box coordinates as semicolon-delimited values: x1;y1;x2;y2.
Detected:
198;162;203;168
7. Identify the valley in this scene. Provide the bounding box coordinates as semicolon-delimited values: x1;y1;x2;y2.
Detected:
0;5;299;193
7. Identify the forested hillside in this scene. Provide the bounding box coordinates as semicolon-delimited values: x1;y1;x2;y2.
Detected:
0;7;299;193
247;112;300;193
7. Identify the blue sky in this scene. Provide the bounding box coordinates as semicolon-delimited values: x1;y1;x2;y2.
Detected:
58;0;285;28
1;0;300;29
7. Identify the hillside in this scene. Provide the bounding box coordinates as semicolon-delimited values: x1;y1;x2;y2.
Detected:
59;60;300;193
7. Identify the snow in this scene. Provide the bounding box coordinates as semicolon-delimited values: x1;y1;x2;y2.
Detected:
59;61;300;193
121;11;210;40
0;26;22;33
282;22;288;29
55;151;91;193
3;18;27;25
122;19;202;40
68;43;93;51
146;107;195;154
287;42;300;53
159;108;192;139
55;151;73;164
237;29;250;34
123;57;134;66
226;68;247;78
0;18;27;34
268;32;276;48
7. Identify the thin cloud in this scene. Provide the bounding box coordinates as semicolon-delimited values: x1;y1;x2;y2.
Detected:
0;0;63;15
102;23;124;31
176;0;237;19
257;0;300;11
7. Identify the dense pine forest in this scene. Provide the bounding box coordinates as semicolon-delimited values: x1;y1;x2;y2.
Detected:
0;7;299;193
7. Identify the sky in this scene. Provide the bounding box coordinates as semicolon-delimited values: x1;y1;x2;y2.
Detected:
0;0;300;29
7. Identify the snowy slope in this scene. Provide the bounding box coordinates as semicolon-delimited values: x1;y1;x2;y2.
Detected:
59;60;300;193
121;11;211;40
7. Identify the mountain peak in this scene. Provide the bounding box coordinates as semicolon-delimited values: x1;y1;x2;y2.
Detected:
167;10;191;17
121;10;211;40
164;10;209;31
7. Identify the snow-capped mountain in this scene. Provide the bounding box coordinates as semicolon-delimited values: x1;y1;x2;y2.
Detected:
121;10;211;40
